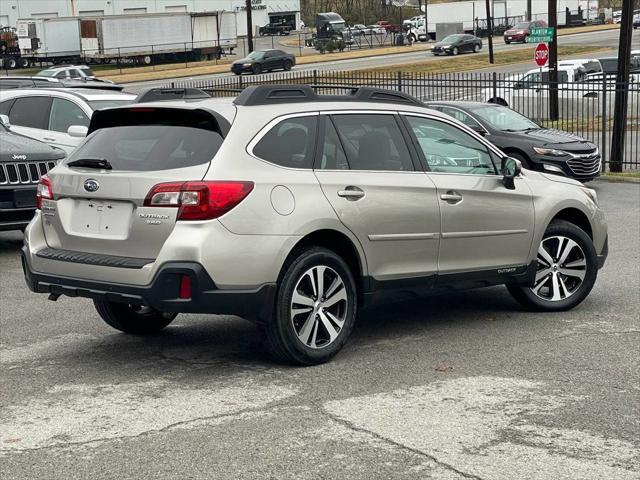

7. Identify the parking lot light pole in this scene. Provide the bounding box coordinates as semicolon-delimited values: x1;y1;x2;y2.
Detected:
548;0;559;121
246;0;254;53
485;0;494;64
610;0;634;173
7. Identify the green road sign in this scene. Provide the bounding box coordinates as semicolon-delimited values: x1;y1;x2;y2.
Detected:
530;27;555;36
527;36;553;43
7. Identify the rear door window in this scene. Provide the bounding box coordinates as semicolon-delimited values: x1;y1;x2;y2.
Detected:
9;96;52;129
330;114;414;171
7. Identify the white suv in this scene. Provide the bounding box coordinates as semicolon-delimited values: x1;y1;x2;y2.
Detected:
0;88;136;154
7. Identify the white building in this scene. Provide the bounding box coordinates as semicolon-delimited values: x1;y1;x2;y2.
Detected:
0;0;300;36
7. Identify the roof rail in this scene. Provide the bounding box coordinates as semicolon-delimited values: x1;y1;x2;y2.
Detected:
233;84;423;107
135;87;211;103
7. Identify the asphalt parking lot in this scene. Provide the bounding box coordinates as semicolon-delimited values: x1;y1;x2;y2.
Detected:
1;179;638;480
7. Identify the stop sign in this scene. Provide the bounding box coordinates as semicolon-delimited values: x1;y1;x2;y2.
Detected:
534;43;549;67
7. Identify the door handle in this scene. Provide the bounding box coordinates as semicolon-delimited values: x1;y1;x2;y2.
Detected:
337;186;365;200
440;191;463;204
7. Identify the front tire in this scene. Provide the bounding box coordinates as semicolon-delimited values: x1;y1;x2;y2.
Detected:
451;47;459;56
252;63;262;75
94;300;177;334
283;59;292;71
263;247;357;365
473;44;481;53
507;220;598;312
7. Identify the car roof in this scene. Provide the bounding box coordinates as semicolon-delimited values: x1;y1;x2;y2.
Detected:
0;88;135;102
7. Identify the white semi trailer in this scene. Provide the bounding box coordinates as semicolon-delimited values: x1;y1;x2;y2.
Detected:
422;0;598;37
16;12;237;65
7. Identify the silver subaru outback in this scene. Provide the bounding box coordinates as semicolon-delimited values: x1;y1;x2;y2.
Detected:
22;85;608;365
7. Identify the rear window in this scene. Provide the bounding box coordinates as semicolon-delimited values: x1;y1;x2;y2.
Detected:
66;125;223;171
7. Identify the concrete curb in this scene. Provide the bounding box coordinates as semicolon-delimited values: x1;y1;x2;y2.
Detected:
597;175;640;184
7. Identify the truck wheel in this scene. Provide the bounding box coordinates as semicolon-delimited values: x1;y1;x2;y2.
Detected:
93;299;177;335
18;57;30;68
6;57;17;69
507;220;598;312
263;247;358;365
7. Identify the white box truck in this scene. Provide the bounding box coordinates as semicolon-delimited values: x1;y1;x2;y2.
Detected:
17;12;237;65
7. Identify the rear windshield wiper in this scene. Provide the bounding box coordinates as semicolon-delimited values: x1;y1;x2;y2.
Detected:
67;158;113;170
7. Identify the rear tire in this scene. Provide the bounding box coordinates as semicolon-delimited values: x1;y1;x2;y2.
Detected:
507;220;598;312
263;247;357;366
94;300;176;334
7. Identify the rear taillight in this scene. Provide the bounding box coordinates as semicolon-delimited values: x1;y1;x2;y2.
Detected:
36;175;54;209
143;181;254;221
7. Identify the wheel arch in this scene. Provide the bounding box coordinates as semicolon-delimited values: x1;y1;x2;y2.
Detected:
550;207;593;239
283;229;367;287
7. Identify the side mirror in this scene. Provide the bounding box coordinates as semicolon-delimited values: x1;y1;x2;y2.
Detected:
501;156;522;190
67;125;88;138
0;114;10;128
471;126;487;136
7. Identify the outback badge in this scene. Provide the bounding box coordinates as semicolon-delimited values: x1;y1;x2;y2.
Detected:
84;179;99;193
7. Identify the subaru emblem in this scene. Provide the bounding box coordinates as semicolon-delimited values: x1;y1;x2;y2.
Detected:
84;179;99;193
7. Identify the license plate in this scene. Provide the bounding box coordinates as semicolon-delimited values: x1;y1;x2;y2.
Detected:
69;199;133;238
14;189;36;208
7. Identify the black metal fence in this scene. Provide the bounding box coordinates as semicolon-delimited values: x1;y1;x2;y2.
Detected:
168;70;640;171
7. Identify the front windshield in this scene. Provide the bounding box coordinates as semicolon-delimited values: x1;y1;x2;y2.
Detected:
330;21;346;32
88;100;135;110
513;22;530;29
36;70;56;77
442;34;464;43
470;105;539;131
247;51;265;60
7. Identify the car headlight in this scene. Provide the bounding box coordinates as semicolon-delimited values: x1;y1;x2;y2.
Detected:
243;63;252;67
533;147;570;157
579;187;598;206
442;45;451;49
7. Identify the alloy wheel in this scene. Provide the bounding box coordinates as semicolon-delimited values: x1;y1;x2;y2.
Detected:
530;235;587;302
290;265;349;349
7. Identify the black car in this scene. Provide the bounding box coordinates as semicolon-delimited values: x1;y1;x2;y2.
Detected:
231;49;296;75
431;34;482;56
258;23;294;36
426;101;601;181
0;116;65;231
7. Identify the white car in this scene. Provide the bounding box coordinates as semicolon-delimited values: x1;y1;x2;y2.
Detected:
36;65;115;85
0;88;136;154
367;25;387;35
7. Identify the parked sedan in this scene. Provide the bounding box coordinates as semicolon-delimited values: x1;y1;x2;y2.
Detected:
349;24;372;36
426;101;601;181
431;34;482;56
0;115;66;231
367;25;387;35
231;49;296;75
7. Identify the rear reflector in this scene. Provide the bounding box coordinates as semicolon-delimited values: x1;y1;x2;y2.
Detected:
36;175;54;209
144;181;254;221
179;275;192;299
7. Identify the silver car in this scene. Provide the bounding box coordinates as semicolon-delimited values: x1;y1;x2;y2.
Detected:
22;85;608;365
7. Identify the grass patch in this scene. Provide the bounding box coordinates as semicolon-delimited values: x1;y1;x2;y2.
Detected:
602;171;640;178
348;44;611;75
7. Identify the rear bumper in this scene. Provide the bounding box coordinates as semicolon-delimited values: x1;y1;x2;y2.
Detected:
21;248;276;322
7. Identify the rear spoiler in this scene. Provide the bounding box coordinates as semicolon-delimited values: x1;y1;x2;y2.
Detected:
88;106;231;137
135;87;211;103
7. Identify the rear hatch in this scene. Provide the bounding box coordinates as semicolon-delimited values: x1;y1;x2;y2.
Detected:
42;106;229;259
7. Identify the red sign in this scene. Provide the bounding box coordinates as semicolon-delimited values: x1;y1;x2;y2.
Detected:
534;43;549;67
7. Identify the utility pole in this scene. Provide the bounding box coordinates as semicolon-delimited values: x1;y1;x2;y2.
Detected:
610;0;634;172
485;0;494;63
246;0;254;53
548;0;558;120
